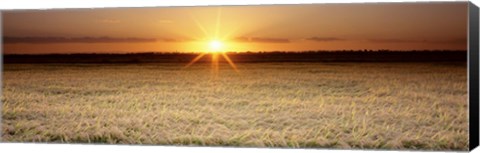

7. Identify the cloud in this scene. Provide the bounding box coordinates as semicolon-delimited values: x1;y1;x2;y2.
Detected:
98;19;120;24
306;37;345;42
157;19;173;24
367;38;467;44
367;38;421;43
159;38;177;42
3;36;171;44
442;38;467;44
234;37;290;43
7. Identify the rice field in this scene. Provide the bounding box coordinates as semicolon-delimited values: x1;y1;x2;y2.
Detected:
1;62;468;150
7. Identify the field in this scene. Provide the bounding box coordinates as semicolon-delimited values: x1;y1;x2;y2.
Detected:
1;62;468;150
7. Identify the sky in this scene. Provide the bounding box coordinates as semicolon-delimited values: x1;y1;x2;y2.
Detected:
2;2;468;54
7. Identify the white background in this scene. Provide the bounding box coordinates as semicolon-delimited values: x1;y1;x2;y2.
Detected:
0;0;479;153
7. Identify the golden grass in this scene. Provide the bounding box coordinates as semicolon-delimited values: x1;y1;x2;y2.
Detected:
1;62;468;150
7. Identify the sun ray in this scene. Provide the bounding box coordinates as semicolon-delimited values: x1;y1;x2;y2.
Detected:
183;7;240;75
190;15;209;40
211;53;220;77
214;8;222;39
183;53;206;69
221;53;239;73
221;27;240;41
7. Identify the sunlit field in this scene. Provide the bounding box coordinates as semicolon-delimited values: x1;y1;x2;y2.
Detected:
2;62;468;150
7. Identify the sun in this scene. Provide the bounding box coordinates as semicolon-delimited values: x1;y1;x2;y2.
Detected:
184;39;239;74
209;40;223;52
183;8;239;75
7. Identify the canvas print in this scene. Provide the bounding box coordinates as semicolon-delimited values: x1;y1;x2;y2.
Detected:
1;2;471;151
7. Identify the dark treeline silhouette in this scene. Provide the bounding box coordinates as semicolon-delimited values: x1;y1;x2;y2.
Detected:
3;50;467;63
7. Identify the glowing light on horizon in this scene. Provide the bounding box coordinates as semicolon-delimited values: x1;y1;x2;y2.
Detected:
183;8;239;75
209;40;223;52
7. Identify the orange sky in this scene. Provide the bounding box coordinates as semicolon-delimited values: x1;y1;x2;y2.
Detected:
2;2;468;54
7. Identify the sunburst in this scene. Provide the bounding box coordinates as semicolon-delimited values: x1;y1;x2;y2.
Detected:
183;8;239;75
183;40;238;74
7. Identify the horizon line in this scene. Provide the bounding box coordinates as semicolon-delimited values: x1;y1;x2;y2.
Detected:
3;49;468;55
